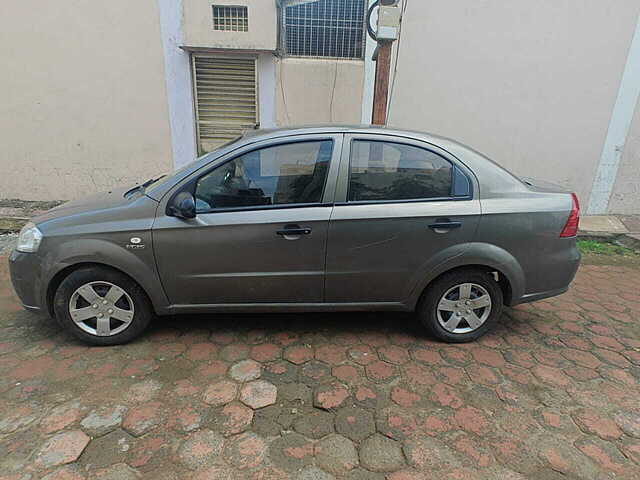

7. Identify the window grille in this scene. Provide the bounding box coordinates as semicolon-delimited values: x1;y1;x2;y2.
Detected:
213;5;249;32
281;0;366;59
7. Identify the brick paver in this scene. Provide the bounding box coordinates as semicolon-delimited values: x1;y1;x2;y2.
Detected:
1;257;639;478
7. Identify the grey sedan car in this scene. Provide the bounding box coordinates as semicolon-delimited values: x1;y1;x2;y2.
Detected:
9;126;580;345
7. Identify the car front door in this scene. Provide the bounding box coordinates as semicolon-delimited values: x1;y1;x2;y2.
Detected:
325;134;481;304
153;135;342;307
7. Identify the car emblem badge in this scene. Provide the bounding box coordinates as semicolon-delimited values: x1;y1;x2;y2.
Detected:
126;237;145;249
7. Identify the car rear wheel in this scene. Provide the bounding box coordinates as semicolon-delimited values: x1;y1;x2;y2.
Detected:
53;266;152;345
417;269;503;343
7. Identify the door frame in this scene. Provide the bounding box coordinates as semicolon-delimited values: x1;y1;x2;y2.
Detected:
157;133;346;215
334;133;479;204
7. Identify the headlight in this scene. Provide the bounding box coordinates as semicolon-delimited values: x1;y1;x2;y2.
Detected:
16;222;43;253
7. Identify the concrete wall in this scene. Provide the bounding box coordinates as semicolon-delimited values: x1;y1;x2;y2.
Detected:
276;58;364;125
0;0;173;201
386;0;640;209
609;96;640;214
182;0;277;50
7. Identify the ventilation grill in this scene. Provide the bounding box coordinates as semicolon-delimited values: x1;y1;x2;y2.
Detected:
192;56;257;153
213;5;249;32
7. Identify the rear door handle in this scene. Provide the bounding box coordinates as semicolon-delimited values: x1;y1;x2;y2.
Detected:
429;221;462;230
276;228;312;236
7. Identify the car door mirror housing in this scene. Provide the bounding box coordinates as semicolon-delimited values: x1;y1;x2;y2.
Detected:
168;191;196;219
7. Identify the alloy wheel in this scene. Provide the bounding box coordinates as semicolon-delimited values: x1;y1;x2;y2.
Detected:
68;281;135;337
436;282;492;334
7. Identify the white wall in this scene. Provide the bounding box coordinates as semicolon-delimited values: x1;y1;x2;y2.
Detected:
386;0;640;209
0;0;173;200
609;96;640;214
158;0;198;168
182;0;277;50
276;58;365;126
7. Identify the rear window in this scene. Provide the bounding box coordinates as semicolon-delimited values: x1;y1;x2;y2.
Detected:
348;140;453;202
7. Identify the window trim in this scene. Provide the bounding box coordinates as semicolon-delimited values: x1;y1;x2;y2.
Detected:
174;137;339;215
343;138;473;204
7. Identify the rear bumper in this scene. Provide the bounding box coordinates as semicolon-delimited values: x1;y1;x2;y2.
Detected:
510;242;581;306
511;287;568;306
8;249;45;312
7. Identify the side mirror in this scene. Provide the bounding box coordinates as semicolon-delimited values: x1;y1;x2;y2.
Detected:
168;191;196;219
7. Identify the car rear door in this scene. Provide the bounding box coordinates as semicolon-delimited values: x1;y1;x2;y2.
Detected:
152;134;343;306
325;134;481;304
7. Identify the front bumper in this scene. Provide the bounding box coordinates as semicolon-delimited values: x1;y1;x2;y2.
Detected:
8;249;45;312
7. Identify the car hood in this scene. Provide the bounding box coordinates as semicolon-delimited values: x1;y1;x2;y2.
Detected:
33;187;152;225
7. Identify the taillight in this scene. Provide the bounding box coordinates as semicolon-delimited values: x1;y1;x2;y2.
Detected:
560;193;580;237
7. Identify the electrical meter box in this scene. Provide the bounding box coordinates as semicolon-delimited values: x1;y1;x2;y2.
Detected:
377;5;402;41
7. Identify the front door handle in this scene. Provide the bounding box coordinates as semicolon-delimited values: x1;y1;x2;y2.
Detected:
276;227;312;236
429;220;462;231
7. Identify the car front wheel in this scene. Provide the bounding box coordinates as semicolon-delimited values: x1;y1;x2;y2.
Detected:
417;269;503;343
53;266;152;345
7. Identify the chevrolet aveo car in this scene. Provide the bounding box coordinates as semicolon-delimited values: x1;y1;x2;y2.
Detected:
9;126;581;345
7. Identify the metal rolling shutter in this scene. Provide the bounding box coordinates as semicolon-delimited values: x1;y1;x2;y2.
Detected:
192;55;258;153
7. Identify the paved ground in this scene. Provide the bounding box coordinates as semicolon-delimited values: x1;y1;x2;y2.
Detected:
1;257;639;480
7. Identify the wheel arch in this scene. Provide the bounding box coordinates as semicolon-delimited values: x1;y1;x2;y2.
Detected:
407;242;526;309
46;262;156;318
416;264;512;310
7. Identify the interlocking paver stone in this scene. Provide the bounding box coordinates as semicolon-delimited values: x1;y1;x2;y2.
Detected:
300;360;331;384
40;465;85;480
223;432;266;470
359;434;405;473
240;380;277;409
614;410;640;438
121;402;163;437
284;345;314;364
268;432;314;472
293;409;334;439
202;379;238;406
92;463;139;480
2;258;640;477
80;405;127;437
572;408;623;440
315;434;359;476
229;359;261;382
295;466;335;480
177;430;224;470
335;406;376;442
402;435;460;471
78;429;135;469
40;401;83;434
215;402;254;436
313;382;350;409
35;430;90;469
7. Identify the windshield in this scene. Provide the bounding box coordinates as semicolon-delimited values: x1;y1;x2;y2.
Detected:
145;136;244;194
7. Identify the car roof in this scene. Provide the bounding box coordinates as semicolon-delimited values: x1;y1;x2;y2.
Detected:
242;124;455;145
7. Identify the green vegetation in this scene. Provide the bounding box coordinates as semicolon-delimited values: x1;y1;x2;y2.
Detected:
577;239;638;256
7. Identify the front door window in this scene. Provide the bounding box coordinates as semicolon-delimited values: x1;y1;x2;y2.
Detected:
195;140;333;211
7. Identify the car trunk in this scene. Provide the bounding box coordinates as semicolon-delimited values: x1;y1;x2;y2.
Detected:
519;176;571;195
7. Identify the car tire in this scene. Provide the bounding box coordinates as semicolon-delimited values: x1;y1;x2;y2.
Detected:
417;269;503;343
53;266;153;346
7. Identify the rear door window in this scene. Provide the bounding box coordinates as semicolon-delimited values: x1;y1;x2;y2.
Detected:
348;140;453;202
